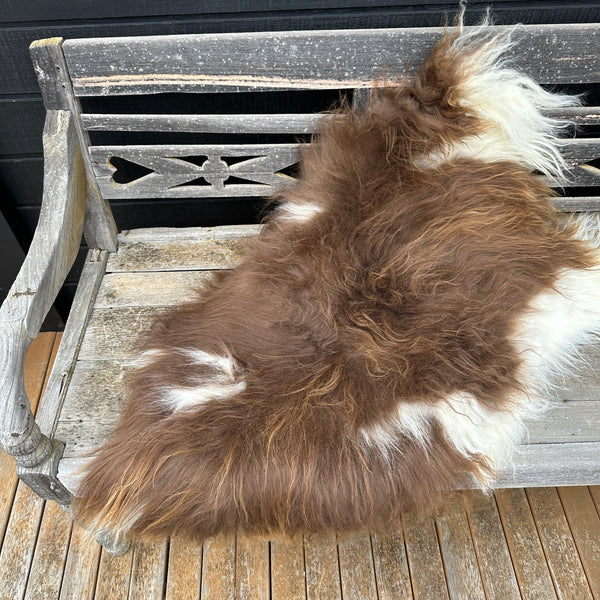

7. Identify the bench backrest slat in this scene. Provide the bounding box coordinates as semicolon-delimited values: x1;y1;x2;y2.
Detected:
62;24;600;96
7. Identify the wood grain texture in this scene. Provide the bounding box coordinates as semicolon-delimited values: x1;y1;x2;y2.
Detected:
463;491;521;600
304;532;341;600
83;112;323;133
494;442;600;488
236;534;270;600
165;537;203;600
0;482;45;600
23;501;72;600
371;528;413;600
527;487;593;600
0;333;58;600
88;140;597;200
128;540;169;600
62;25;600;97
29;38;118;252
115;224;261;243
200;534;236;599
435;497;486;600
495;488;557;600
35;249;109;439
96;271;215;308
58;524;102;600
270;534;306;600
557;487;600;599
590;485;600;513
337;533;378;600
402;511;449;600
525;400;600;443
106;238;248;273
77;305;168;361
94;546;135;600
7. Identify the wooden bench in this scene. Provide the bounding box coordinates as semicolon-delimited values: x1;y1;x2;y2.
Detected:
1;24;599;552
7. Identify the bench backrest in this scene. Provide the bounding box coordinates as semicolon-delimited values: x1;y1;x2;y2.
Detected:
30;25;600;228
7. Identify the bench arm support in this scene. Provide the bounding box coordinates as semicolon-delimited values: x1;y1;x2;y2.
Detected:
0;110;85;499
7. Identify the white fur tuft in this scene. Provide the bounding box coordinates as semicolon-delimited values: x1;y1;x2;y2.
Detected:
162;380;247;412
157;348;246;412
360;391;529;481
511;263;600;395
443;22;579;179
277;201;324;223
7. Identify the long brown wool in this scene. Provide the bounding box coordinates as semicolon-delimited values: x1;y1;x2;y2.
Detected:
74;26;593;541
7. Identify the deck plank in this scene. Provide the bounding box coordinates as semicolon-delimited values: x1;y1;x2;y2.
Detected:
527;487;594;600
371;527;413;600
94;546;135;600
235;534;270;600
337;533;378;600
495;488;558;600
128;540;169;600
59;524;102;600
402;511;449;600
165;536;203;600
0;483;46;599
435;496;486;600
23;501;72;600
200;534;236;599
304;532;341;600
270;534;306;600
463;491;521;600
557;487;600;598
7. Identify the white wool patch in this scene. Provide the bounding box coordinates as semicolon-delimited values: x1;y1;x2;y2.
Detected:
511;263;600;395
162;380;247;412
182;348;236;378
439;23;579;179
435;392;528;474
360;392;528;478
132;348;167;370
277;201;324;223
361;402;433;457
157;348;245;413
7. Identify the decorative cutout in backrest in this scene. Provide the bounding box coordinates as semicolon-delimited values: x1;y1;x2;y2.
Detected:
91;145;300;199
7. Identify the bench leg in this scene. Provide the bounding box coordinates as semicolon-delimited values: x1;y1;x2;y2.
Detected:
93;528;132;556
2;407;73;505
15;437;73;505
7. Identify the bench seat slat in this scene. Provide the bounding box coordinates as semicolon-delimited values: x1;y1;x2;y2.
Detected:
62;24;600;97
105;237;247;273
56;357;600;447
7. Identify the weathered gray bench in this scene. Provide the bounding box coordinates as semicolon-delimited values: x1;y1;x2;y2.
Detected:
1;24;599;537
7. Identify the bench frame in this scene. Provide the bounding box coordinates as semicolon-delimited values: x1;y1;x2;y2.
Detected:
1;25;599;541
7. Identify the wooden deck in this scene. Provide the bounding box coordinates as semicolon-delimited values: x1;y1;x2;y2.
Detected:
0;333;599;599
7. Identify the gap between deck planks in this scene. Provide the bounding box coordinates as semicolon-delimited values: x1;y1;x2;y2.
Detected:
0;332;599;599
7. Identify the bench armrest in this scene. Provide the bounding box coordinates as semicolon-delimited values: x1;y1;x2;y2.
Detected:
0;110;85;473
